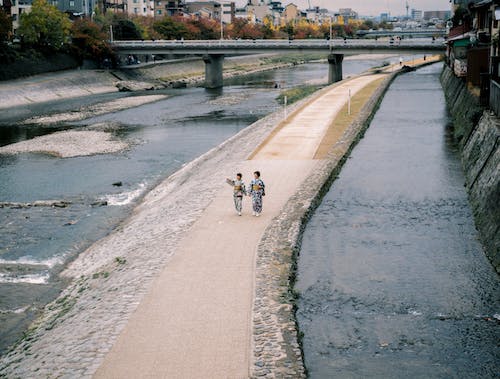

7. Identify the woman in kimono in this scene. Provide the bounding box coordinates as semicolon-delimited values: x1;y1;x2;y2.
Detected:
249;171;265;217
226;173;246;216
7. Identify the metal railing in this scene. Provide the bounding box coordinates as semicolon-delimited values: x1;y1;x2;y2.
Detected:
112;38;445;50
490;80;500;116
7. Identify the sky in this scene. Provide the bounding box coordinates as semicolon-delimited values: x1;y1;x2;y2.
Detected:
234;1;451;16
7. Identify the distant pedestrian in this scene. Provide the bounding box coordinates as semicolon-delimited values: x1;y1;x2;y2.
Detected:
226;173;246;216
399;56;403;66
249;171;265;217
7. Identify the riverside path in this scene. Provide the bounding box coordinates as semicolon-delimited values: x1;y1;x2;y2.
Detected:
94;58;440;378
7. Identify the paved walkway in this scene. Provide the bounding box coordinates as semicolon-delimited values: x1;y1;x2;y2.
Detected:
94;160;318;378
252;75;384;160
94;58;441;378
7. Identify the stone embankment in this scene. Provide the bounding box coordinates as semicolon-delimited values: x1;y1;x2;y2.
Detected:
440;66;500;272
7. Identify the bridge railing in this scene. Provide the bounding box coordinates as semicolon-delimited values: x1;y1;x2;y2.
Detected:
112;38;445;49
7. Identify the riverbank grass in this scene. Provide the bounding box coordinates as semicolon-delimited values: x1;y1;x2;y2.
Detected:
276;85;324;106
314;77;386;159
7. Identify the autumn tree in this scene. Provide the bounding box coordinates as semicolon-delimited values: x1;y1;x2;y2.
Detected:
226;18;264;39
0;8;12;43
18;0;71;50
71;19;113;61
191;17;219;39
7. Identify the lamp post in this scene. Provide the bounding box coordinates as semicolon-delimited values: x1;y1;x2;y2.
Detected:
329;16;333;51
220;9;224;40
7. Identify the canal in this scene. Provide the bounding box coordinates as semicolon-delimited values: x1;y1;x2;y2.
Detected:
0;56;395;354
295;63;500;378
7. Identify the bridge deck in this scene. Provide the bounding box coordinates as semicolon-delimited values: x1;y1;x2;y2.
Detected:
113;38;445;56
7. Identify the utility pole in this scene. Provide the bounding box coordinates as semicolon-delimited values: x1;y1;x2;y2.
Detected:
220;10;223;40
329;16;333;51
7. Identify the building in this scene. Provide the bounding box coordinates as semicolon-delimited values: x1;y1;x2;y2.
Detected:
10;0;33;33
155;0;184;18
336;7;358;25
99;0;127;13
186;1;234;23
423;10;451;20
380;12;390;22
55;0;93;16
246;1;270;23
446;0;499;103
126;0;154;16
282;2;299;23
411;9;422;20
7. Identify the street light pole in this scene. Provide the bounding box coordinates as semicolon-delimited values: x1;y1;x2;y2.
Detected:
220;11;223;40
329;16;333;51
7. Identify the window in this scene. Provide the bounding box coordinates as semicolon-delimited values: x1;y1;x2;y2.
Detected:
133;0;138;3
12;14;17;20
156;1;161;5
157;9;161;14
69;0;74;6
134;7;138;13
143;7;146;12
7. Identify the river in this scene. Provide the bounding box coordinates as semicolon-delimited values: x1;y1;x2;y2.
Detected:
0;56;400;354
295;63;499;378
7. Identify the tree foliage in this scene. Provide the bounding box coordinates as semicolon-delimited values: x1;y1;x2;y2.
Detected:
71;19;113;60
154;16;220;40
154;16;191;39
0;8;12;42
112;17;142;40
18;0;71;50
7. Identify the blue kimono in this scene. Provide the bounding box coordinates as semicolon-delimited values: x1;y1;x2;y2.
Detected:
249;178;265;214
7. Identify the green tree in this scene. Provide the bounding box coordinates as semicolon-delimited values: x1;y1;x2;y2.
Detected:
154;16;190;39
0;8;12;43
113;17;142;40
18;0;71;50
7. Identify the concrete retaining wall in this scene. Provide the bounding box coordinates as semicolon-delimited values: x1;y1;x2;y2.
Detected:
0;51;79;82
440;65;500;272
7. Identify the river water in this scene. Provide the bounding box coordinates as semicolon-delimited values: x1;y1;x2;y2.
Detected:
0;56;396;354
296;64;499;378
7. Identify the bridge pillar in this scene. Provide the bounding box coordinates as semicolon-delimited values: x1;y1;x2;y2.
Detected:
328;54;344;84
203;54;224;89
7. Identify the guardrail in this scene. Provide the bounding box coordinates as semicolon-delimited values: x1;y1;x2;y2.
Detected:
491;80;500;116
112;38;445;50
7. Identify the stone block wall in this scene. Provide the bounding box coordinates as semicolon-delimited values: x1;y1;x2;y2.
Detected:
441;65;500;272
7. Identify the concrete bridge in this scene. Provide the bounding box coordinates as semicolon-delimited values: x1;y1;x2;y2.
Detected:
113;39;445;88
356;28;447;38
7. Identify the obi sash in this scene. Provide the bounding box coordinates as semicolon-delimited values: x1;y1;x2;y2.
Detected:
234;185;242;191
252;185;261;191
